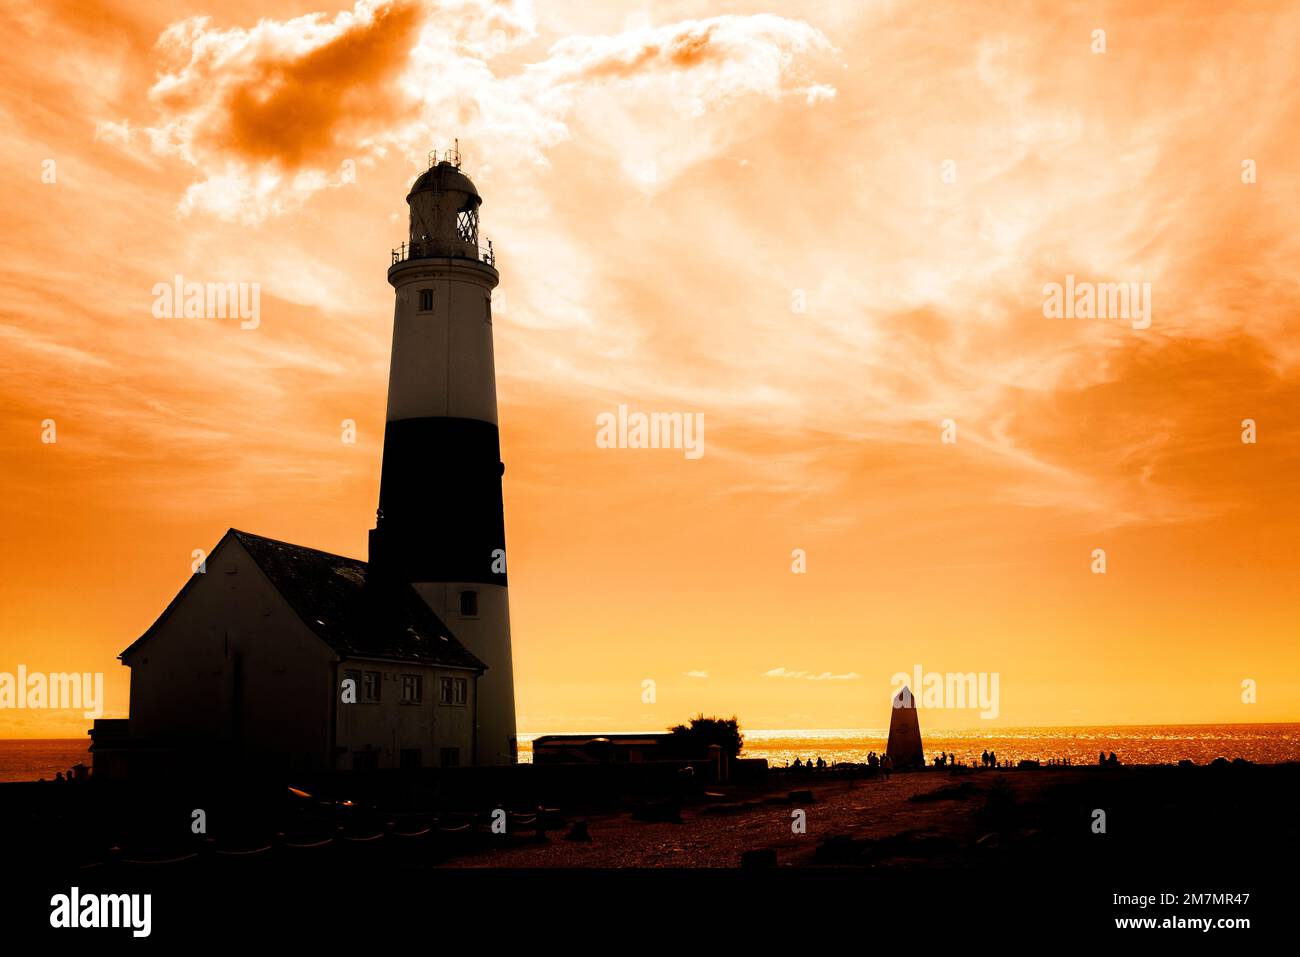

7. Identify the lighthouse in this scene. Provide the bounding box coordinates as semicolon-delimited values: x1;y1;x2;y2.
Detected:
369;147;517;765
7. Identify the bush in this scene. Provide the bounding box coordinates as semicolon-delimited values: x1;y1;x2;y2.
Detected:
667;714;743;760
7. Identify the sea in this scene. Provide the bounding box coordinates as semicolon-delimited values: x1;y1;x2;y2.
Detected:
2;724;1296;782
519;723;1300;768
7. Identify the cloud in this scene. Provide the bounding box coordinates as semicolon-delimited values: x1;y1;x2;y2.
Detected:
763;667;860;681
155;1;425;169
531;14;831;97
121;0;429;222
100;1;835;221
0;324;112;369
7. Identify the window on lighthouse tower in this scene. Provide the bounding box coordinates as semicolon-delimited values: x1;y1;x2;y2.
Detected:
418;289;433;312
456;206;477;243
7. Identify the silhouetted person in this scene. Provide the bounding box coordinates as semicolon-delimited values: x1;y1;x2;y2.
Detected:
1099;750;1106;765
792;757;803;768
1108;751;1119;766
881;753;892;779
990;750;997;767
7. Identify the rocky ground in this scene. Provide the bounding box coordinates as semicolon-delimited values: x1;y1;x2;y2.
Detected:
443;767;1071;868
442;761;1298;870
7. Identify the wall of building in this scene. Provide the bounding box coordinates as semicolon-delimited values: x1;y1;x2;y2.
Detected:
122;536;333;769
333;661;477;768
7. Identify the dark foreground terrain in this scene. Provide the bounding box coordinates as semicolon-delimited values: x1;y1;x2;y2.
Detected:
4;761;1293;940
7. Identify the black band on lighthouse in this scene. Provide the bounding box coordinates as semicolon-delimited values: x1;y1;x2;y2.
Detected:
369;417;507;586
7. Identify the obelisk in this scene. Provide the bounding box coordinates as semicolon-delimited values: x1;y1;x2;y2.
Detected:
885;685;925;768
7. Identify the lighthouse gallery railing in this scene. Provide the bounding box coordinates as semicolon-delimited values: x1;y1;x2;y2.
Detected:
391;238;496;268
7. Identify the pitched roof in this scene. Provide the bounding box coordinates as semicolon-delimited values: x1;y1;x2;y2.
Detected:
123;529;485;671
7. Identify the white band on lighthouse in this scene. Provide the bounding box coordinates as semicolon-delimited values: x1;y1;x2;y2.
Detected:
386;260;499;425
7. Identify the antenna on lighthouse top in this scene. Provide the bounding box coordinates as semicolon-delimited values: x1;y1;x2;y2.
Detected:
427;140;462;170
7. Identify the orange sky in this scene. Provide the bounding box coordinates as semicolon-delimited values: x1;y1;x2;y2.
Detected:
1;0;1298;738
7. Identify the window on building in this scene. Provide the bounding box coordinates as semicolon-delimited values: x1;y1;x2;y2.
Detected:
440;747;460;768
439;676;468;706
459;589;478;617
418;288;433;311
363;671;381;702
400;749;423;769
401;674;423;704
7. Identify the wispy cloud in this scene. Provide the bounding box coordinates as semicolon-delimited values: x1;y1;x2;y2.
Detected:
764;668;861;681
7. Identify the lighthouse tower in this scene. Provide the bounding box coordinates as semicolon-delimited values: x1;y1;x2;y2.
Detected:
370;147;517;765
